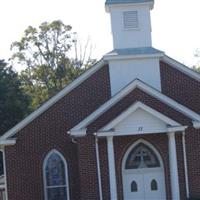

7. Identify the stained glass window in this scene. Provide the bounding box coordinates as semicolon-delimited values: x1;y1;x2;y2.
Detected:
125;143;160;169
44;151;68;200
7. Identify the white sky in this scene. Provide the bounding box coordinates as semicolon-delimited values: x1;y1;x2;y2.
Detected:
0;0;200;70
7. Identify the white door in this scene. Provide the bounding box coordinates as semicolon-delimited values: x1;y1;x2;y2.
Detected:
144;171;166;200
123;169;165;200
122;141;166;200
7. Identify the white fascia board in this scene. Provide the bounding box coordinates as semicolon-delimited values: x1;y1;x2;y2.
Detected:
71;79;200;135
162;56;200;82
103;53;164;61
0;139;16;146
193;121;200;129
97;130;164;137
0;60;105;140
97;126;187;137
101;102;181;131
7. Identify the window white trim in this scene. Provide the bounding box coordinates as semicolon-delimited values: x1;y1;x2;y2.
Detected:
122;139;164;171
43;149;70;200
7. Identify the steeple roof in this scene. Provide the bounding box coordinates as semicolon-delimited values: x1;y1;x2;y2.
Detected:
105;0;153;5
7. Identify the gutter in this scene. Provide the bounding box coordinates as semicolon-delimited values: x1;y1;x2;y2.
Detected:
182;131;189;198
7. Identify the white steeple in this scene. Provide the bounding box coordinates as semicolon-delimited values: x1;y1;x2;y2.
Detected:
104;0;164;97
105;0;154;49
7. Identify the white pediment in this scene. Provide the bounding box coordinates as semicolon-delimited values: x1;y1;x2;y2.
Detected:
115;108;168;134
100;102;182;136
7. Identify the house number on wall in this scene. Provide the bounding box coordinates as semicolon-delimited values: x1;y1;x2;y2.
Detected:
138;127;143;131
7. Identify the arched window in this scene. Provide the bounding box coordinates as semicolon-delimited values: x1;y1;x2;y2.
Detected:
125;143;160;169
43;150;70;200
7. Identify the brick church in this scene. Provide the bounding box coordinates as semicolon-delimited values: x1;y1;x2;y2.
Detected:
0;0;200;199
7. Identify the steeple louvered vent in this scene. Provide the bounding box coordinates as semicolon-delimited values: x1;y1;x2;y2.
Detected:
123;11;139;29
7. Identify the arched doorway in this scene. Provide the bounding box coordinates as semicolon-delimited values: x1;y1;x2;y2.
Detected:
122;140;166;200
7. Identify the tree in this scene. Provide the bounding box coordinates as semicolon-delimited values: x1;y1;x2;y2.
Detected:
0;60;30;135
11;20;95;109
193;49;200;73
193;66;200;73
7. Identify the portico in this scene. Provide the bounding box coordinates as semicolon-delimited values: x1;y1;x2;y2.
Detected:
96;102;186;200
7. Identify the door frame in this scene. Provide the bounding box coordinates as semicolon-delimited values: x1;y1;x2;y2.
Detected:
121;139;166;200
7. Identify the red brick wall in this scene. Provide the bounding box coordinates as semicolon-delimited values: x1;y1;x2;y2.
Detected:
87;86;193;200
98;138;110;200
186;128;200;198
77;135;100;200
5;65;111;200
4;60;200;200
176;133;187;199
160;61;200;198
160;61;200;114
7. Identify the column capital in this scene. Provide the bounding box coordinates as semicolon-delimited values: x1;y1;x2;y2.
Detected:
167;131;175;138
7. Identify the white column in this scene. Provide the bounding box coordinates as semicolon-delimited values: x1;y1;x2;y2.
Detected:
107;136;118;200
168;132;180;200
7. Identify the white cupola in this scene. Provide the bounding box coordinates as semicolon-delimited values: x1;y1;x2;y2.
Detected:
105;0;154;49
104;0;164;96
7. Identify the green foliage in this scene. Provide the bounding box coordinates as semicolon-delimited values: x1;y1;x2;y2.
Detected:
0;60;30;135
11;20;94;109
192;66;200;73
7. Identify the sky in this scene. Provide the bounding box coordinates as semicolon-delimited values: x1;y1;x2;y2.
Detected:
0;0;200;70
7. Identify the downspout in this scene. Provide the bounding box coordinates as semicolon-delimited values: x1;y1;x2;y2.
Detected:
95;135;103;200
182;131;189;198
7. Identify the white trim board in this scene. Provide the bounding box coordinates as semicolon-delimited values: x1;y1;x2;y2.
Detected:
70;79;200;136
0;60;105;140
96;127;187;137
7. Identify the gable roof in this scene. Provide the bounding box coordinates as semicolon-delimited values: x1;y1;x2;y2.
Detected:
0;60;105;140
1;50;200;141
70;79;200;136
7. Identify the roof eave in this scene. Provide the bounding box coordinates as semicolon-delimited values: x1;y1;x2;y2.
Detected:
1;59;105;140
